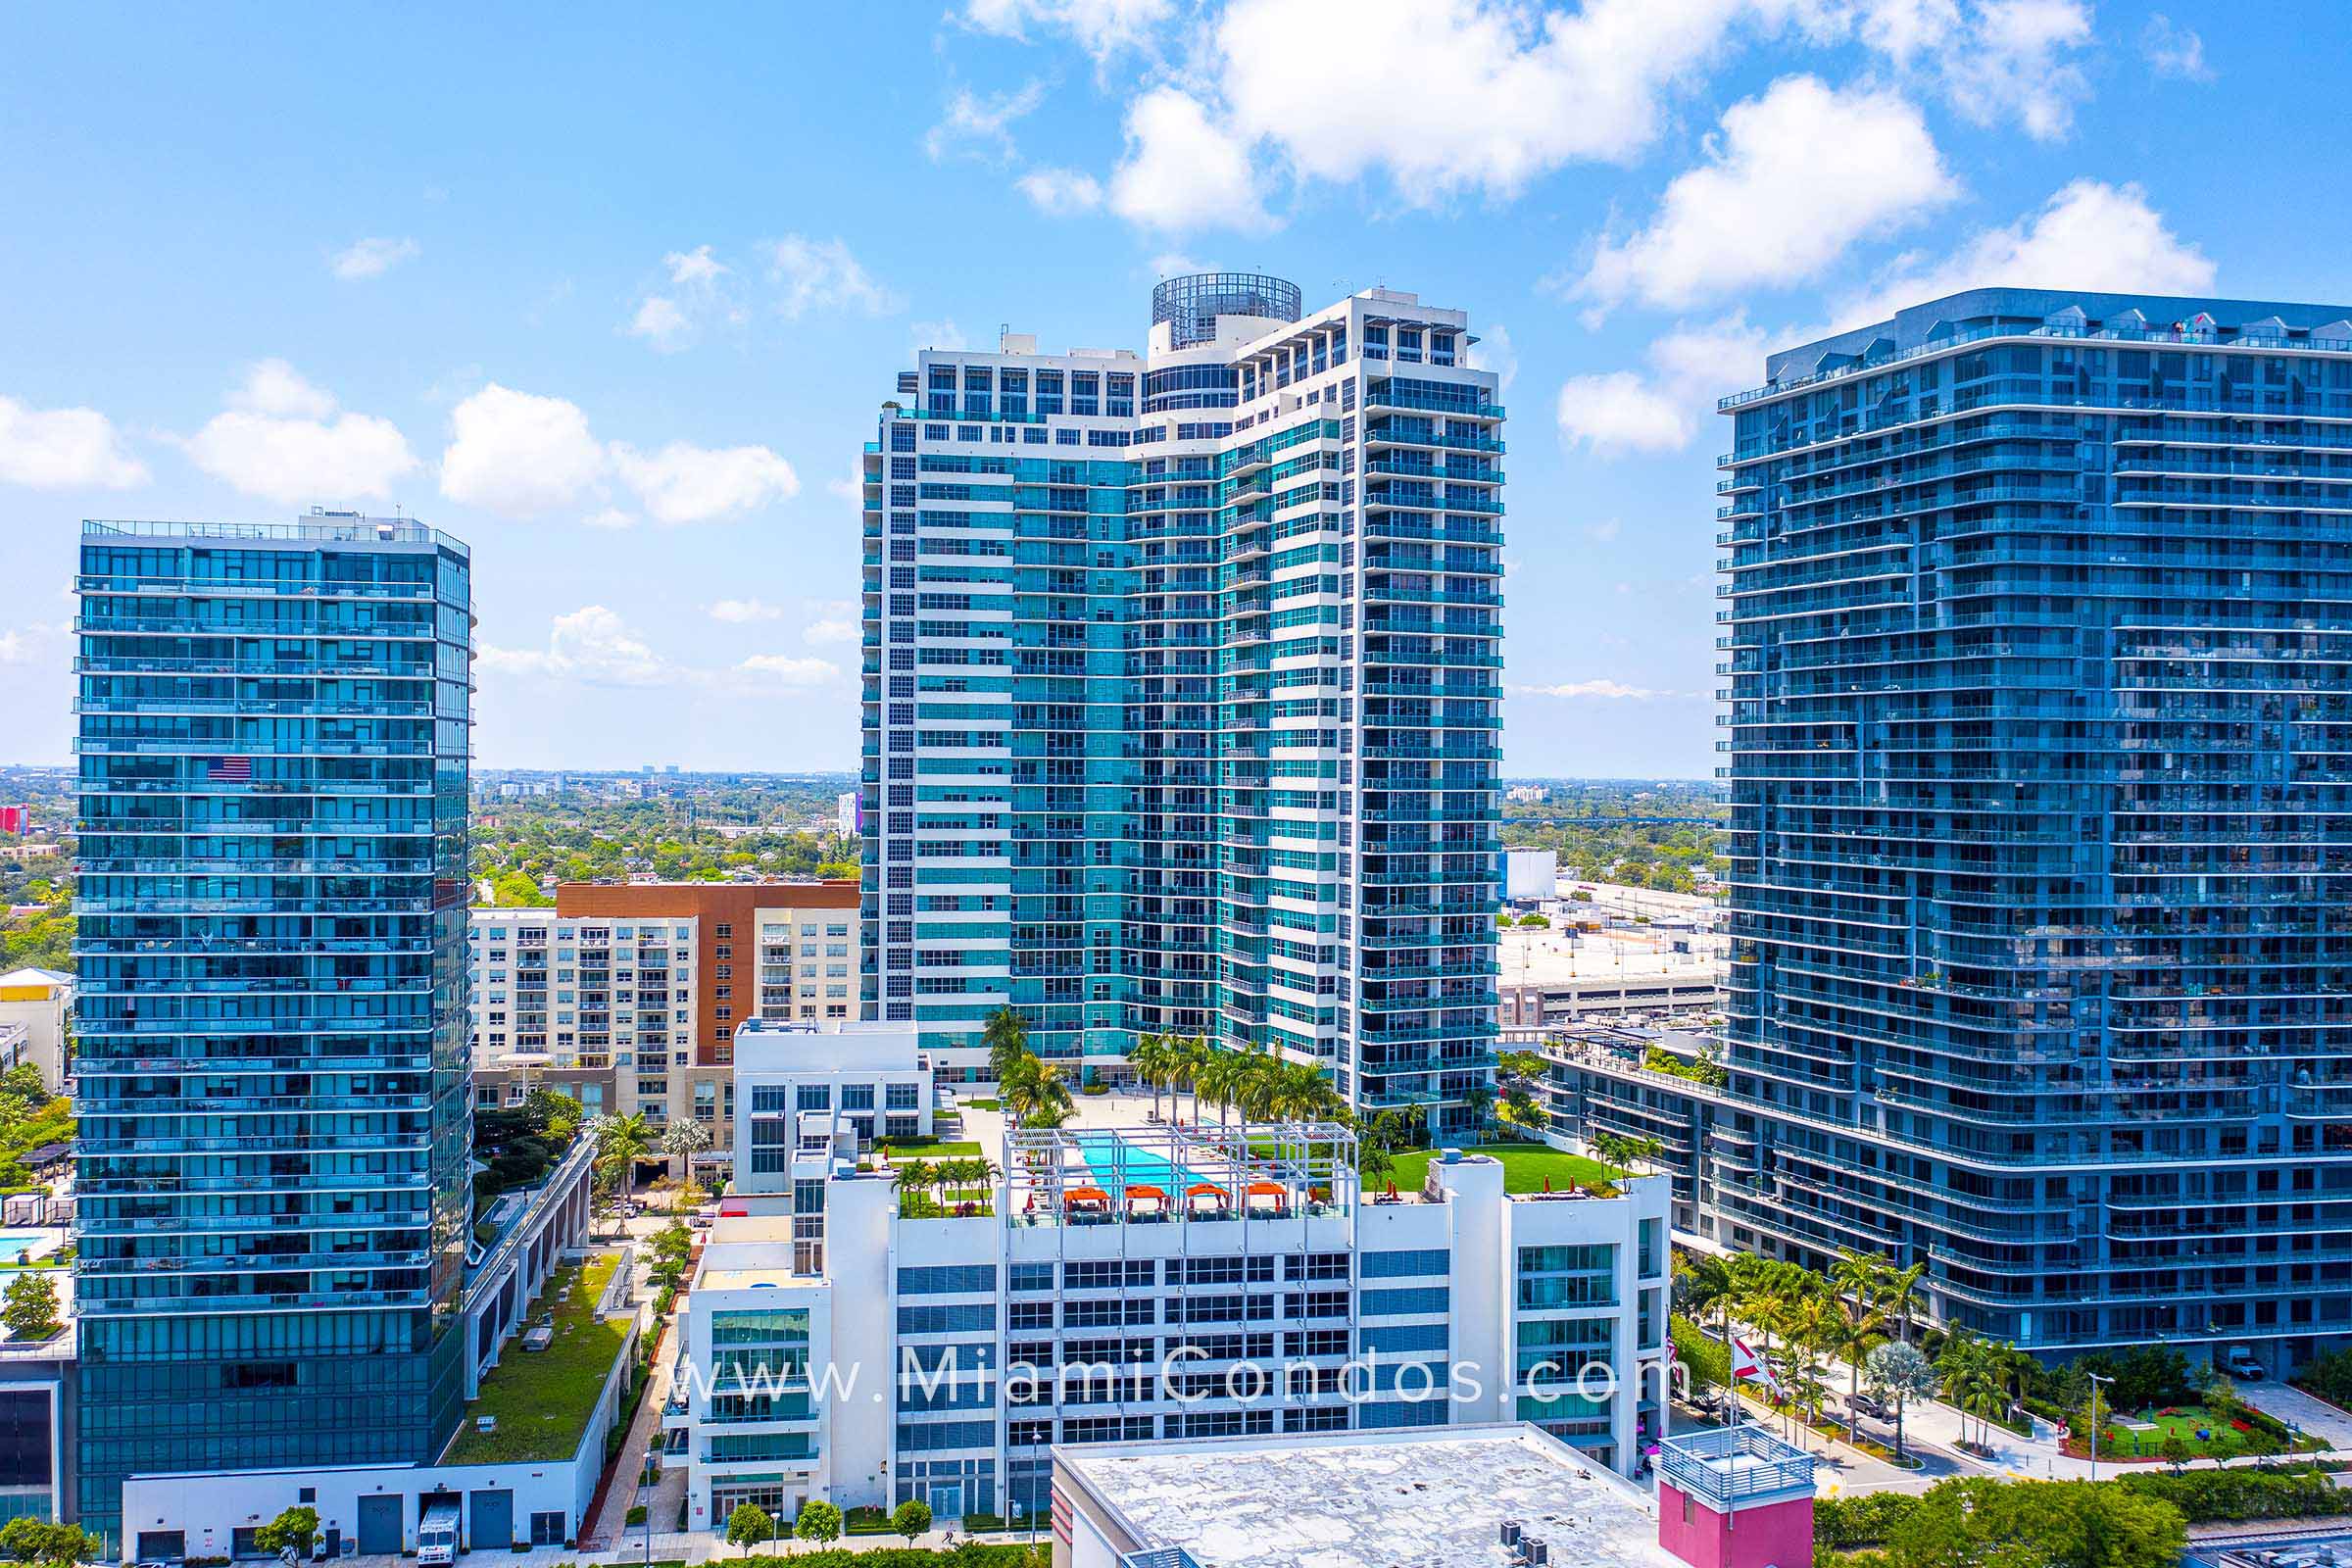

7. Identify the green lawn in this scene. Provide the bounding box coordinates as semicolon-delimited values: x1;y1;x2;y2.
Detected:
445;1254;632;1463
1386;1143;1623;1197
2090;1405;2325;1460
877;1138;982;1158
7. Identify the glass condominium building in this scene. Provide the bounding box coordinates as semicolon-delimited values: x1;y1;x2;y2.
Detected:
73;515;475;1532
861;274;1503;1130
1717;290;2352;1359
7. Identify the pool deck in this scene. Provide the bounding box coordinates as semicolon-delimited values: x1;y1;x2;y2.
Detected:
0;1225;68;1267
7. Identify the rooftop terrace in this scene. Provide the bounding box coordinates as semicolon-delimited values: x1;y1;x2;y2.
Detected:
1003;1120;1357;1228
444;1251;631;1464
1058;1423;1676;1568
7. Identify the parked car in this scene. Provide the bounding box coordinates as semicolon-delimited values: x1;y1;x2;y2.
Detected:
2223;1344;2269;1380
1847;1394;1889;1421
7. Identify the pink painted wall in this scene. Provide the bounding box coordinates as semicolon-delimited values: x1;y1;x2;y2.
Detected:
1657;1483;1815;1568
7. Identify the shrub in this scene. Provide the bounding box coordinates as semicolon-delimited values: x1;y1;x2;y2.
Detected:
2298;1347;2352;1406
1814;1492;1921;1547
2118;1466;2352;1523
625;1506;647;1528
1671;1314;1729;1394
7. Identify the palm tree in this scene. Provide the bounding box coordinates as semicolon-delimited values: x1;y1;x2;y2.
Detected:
1676;1251;1736;1340
1196;1049;1250;1132
1462;1083;1495;1139
891;1157;936;1218
1937;1329;2006;1450
1829;1249;1895;1439
1883;1259;1927;1345
1359;1140;1397;1195
1272;1060;1342;1121
1172;1035;1209;1124
596;1112;655;1214
983;1006;1030;1084
1003;1054;1075;1129
1132;1033;1172;1120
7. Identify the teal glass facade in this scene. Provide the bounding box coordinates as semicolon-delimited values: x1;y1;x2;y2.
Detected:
861;280;1502;1127
72;517;474;1531
1717;290;2352;1357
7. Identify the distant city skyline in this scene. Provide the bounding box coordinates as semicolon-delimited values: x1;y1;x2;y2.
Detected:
0;3;2320;776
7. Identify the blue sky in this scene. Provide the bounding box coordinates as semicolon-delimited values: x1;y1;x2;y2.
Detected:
0;0;2334;775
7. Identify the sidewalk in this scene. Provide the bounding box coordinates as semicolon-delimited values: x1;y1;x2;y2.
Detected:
581;1300;679;1549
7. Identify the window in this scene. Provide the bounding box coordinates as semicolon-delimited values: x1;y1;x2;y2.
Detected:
1362;1250;1448;1278
898;1302;998;1334
1362;1287;1450;1316
899;1263;998;1295
887;1082;920;1110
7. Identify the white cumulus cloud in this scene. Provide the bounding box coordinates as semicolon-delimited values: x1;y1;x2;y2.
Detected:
1466;322;1518;395
1510;679;1674;700
1948;0;2092;139
626;296;693;351
927;80;1048;164
1557;316;1768;457
182;361;417;505
735;653;842;686
708;598;785;624
0;397;147;489
484;607;846;693
1580;75;1955;310
1215;0;1778;206
330;236;420;280
625;245;739;351
611;441;800;525
479;606;680;687
804;617;858;646
1017;167;1105;216
770;235;903;318
1554;372;1695;457
958;0;1172;58
2141;14;2210;80
439;384;607;517
1842;180;2218;330
1110;86;1275;233
665;244;729;286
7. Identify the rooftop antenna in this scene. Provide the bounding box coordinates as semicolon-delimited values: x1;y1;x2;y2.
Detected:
999;320;1011;352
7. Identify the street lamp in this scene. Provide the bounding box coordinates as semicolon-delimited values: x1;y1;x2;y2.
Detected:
2086;1371;2114;1483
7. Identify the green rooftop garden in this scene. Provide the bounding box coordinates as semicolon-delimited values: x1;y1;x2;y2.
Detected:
1387;1143;1623;1198
445;1253;630;1463
875;1137;980;1158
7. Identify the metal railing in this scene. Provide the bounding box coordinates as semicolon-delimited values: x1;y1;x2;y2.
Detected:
1658;1425;1816;1508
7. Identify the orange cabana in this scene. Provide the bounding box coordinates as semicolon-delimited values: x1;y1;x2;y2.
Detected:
1125;1184;1168;1206
1246;1181;1286;1199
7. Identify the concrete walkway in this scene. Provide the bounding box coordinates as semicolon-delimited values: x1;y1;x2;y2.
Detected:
2240;1381;2352;1450
1709;1318;2352;1494
581;1304;679;1549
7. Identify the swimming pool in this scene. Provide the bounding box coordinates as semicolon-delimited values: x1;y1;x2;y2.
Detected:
0;1232;54;1262
1069;1132;1216;1199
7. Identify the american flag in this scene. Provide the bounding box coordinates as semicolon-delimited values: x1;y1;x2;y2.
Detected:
206;756;253;782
